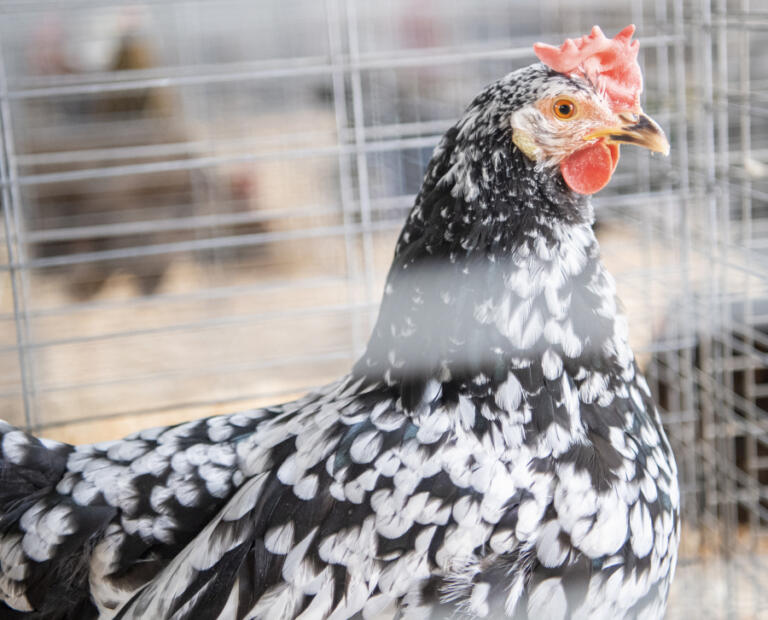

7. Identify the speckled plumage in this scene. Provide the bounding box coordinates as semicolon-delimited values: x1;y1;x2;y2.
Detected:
0;62;679;620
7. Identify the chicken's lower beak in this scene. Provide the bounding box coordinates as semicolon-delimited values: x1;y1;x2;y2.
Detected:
585;113;670;156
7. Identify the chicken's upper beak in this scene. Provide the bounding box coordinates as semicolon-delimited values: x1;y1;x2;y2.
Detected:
584;112;670;156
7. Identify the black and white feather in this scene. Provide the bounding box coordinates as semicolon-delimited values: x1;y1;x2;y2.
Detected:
0;63;679;619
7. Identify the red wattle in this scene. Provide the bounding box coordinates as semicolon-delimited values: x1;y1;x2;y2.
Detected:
560;141;620;195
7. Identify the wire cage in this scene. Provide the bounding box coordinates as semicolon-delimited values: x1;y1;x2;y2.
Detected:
0;0;766;617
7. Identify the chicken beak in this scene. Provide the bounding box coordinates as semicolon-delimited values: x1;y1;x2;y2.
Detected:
584;112;670;156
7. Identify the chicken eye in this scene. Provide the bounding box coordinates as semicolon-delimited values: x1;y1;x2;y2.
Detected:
553;99;576;119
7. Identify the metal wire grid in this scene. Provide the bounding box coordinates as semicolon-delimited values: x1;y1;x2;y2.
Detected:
647;2;768;616
681;1;768;542
0;0;681;430
0;0;765;615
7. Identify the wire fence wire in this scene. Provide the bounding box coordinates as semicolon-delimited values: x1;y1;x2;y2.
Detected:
0;0;766;617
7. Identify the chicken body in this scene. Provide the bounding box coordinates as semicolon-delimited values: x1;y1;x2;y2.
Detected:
0;41;679;620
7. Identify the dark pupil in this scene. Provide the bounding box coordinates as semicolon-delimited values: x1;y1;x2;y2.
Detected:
558;103;572;116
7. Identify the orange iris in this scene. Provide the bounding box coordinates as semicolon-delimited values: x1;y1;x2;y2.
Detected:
553;99;576;119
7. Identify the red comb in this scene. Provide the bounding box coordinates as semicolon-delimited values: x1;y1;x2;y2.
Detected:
533;25;642;112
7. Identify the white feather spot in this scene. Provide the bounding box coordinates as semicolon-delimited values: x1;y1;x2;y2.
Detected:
174;480;201;507
629;501;654;558
278;454;303;486
2;431;30;465
640;474;658;503
199;463;231;498
469;582;491;616
222;473;268;521
265;522;294;555
536;520;569;568
129;450;169;477
452;496;480;526
516;498;545;540
494;374;522;412
363;593;397;619
542;348;564;380
207;423;234;443
19;501;46;533
374;451;400;477
21;532;53;562
376;512;413;540
170;451;193;475
578;492;628;556
350;431;382;464
294;474;319;500
151;515;176;544
527;577;567;620
184;443;210;467
37;505;75;543
282;527;318;586
72;481;100;505
208;444;237;468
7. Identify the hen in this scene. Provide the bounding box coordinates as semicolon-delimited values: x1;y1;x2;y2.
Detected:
0;25;679;620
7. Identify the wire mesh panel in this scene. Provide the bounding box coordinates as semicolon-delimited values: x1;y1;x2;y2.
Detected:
0;0;766;617
648;2;768;615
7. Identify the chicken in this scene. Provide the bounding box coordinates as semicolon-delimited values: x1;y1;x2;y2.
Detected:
0;25;679;619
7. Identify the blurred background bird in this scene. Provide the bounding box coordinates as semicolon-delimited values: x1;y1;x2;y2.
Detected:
0;25;679;619
24;7;264;300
